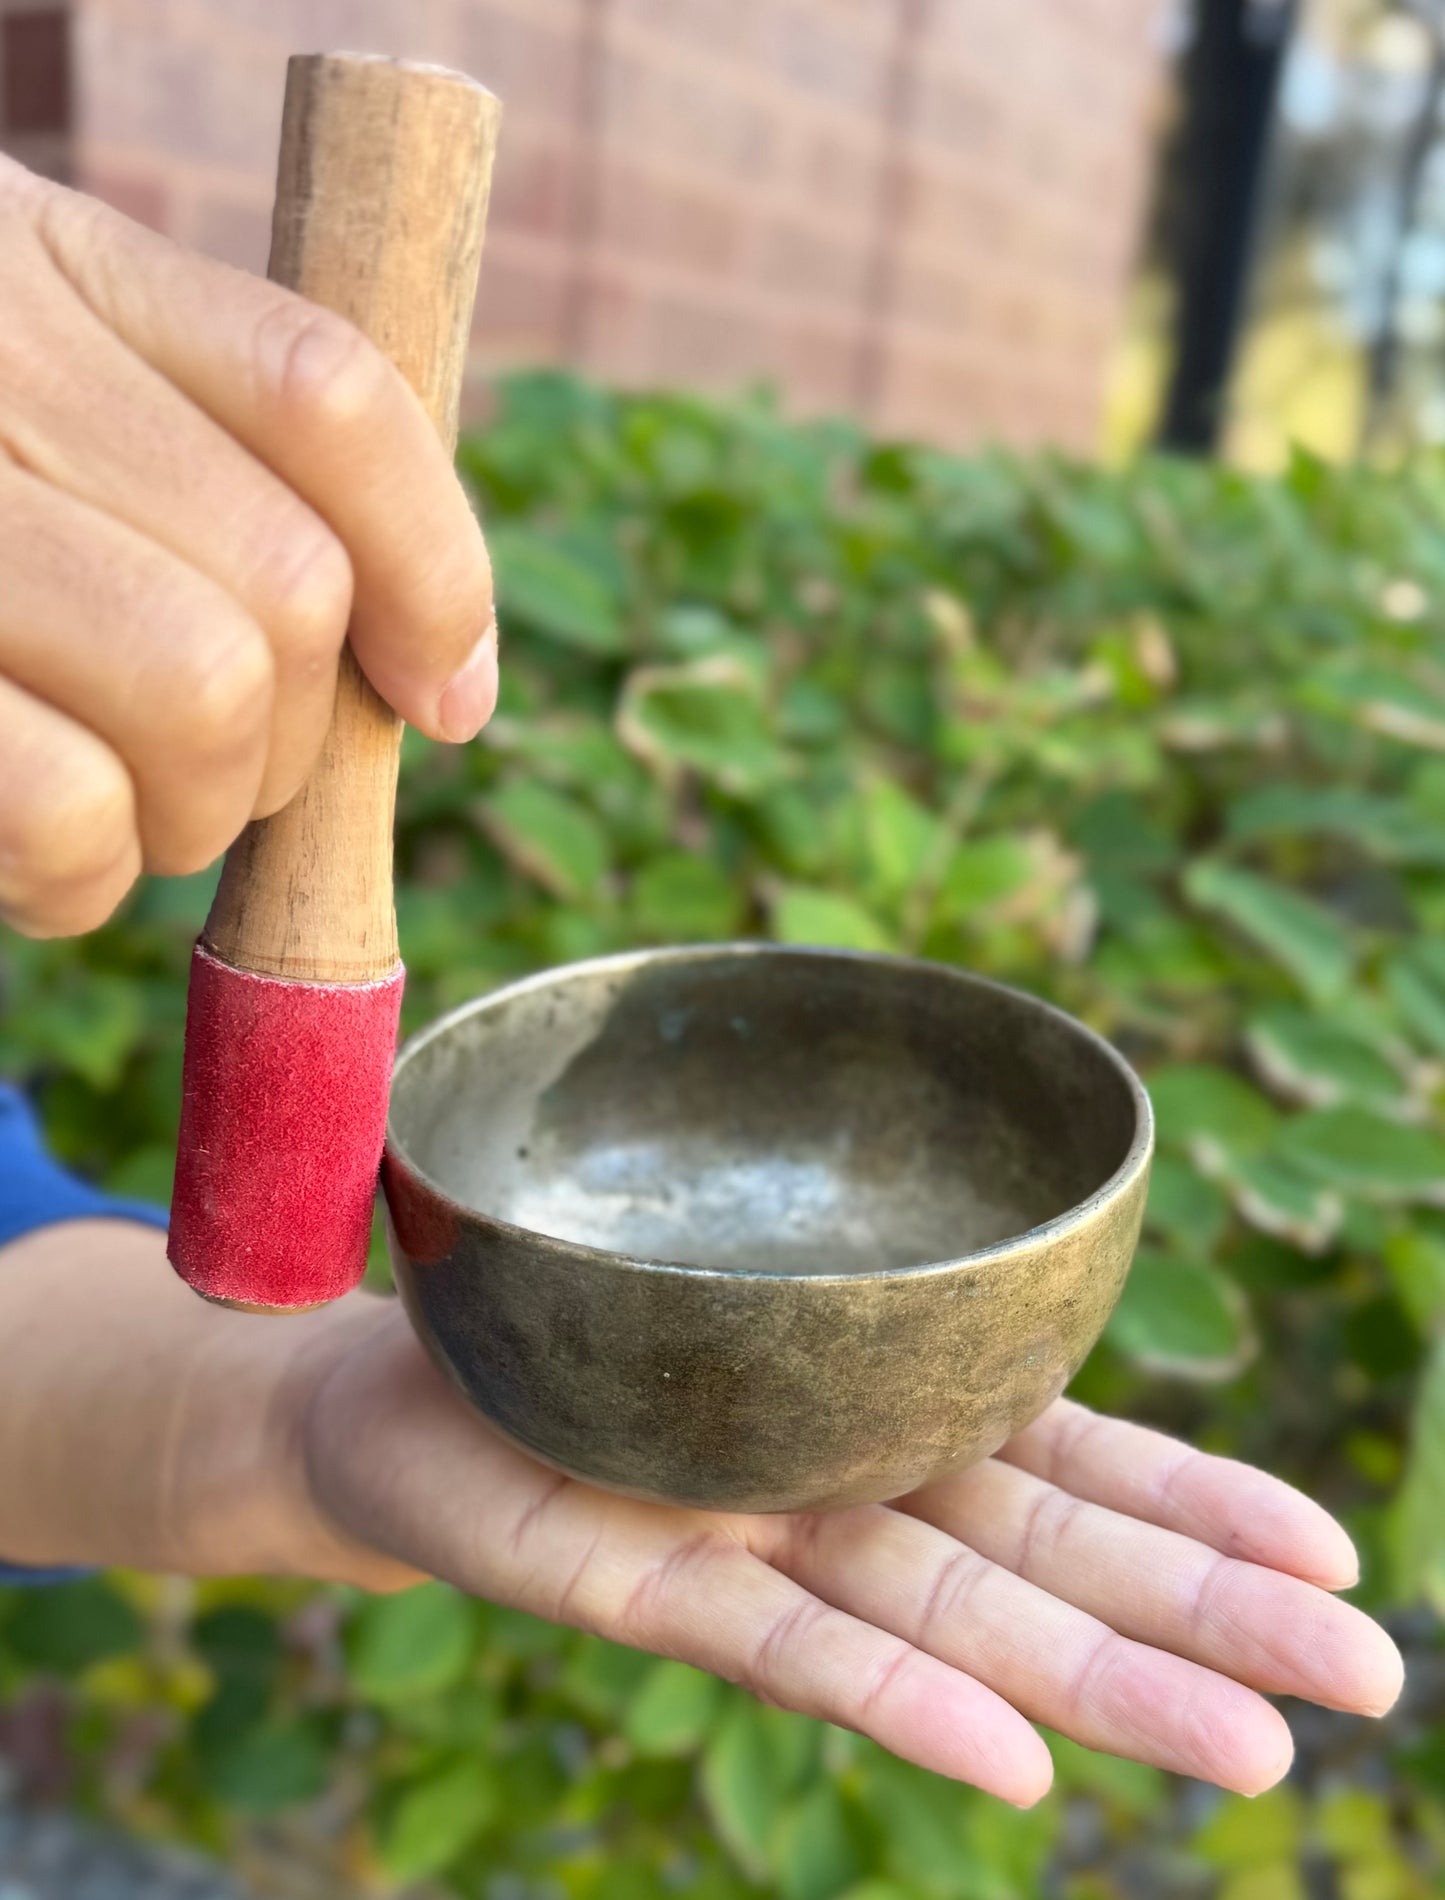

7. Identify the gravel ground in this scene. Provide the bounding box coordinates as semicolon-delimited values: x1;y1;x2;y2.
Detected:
0;1617;1438;1899
0;1764;243;1900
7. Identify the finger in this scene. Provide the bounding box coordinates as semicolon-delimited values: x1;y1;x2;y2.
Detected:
754;1500;1295;1796
304;1321;1052;1806
0;466;273;875
0;674;140;937
909;1458;1403;1719
35;180;495;741
999;1400;1360;1590
3;213;352;816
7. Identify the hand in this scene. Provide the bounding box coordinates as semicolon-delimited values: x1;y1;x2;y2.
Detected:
0;1226;1403;1806
0;158;494;938
299;1302;1405;1807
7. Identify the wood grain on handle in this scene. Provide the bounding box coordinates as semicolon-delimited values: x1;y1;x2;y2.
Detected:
204;54;500;984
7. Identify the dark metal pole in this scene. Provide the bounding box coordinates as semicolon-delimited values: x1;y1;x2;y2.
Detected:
1362;5;1445;452
1156;0;1300;454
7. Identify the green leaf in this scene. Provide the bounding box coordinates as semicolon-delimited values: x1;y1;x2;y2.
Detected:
1147;1063;1279;1160
1142;1152;1232;1252
1385;1218;1445;1333
623;1660;722;1757
1387;940;1445;1056
191;1676;270;1757
701;1700;790;1881
1106;1249;1255;1380
479;781;610;900
198;1718;329;1813
104;1143;176;1203
935;835;1037;922
558;1635;653;1720
1184;860;1354;1000
619;658;783;793
770;1782;863;1900
191;1606;282;1681
376;1758;497;1883
772;887;894;953
1225;784;1445;862
1071;789;1176;874
19;976;145;1090
129;865;223;929
2;1576;143;1673
1047;1731;1166;1815
1274;1107;1445;1204
344;1584;475;1705
858;777;941;901
1194;1786;1305;1868
859;1751;976;1892
488;522;625;653
632;853;742;941
1220;1153;1344;1252
834;1888;918;1900
1246;1008;1407;1112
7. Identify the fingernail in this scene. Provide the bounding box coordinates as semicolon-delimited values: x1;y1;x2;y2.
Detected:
438;619;499;743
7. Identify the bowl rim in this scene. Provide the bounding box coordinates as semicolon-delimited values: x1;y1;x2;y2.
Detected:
383;942;1155;1285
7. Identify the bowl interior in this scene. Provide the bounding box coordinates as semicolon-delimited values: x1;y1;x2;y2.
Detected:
388;949;1142;1277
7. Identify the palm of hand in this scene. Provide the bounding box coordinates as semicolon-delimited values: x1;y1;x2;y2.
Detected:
306;1308;1402;1807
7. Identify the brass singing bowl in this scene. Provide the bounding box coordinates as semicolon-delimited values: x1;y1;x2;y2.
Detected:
382;945;1153;1514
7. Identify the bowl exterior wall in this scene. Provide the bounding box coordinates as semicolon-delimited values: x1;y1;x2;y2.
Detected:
383;1153;1150;1514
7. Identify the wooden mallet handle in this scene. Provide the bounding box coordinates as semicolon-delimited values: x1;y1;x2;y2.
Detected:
168;55;499;1312
207;52;500;983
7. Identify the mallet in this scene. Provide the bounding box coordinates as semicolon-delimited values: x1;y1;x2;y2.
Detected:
168;52;500;1311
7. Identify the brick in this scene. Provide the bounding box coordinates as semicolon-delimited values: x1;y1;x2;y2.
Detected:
600;43;778;180
452;0;583;124
756;309;860;412
875;341;995;445
755;210;872;306
200;0;442;55
78;13;282;171
488;128;575;240
572;262;654;381
3;9;68;135
75;160;168;231
781;119;883;228
891;250;977;336
609;0;762;64
642;284;771;390
896;153;1013;254
49;0;1160;453
470;234;571;360
593;159;749;277
909;65;1002;167
763;1;889;115
182;190;272;271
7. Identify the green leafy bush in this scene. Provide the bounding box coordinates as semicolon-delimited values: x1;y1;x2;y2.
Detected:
2;372;1443;1895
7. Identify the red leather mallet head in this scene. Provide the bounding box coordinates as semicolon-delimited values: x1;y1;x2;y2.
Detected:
168;53;500;1311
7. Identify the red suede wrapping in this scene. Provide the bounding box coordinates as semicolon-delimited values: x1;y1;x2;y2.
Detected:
168;943;405;1308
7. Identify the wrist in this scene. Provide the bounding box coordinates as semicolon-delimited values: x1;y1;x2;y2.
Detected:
0;1220;410;1586
243;1291;422;1590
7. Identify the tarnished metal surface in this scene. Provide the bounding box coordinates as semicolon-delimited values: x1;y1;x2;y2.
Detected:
383;945;1153;1513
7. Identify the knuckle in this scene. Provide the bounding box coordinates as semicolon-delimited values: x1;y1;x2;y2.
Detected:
2;756;137;920
167;617;275;760
255;511;353;675
615;1532;740;1646
255;299;388;439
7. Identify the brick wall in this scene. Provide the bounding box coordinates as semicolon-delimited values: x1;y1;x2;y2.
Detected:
0;0;1165;450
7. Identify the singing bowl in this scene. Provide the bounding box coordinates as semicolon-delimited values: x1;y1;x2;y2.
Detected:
382;945;1153;1514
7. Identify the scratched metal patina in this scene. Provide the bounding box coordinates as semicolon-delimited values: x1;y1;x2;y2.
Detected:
383;945;1153;1514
